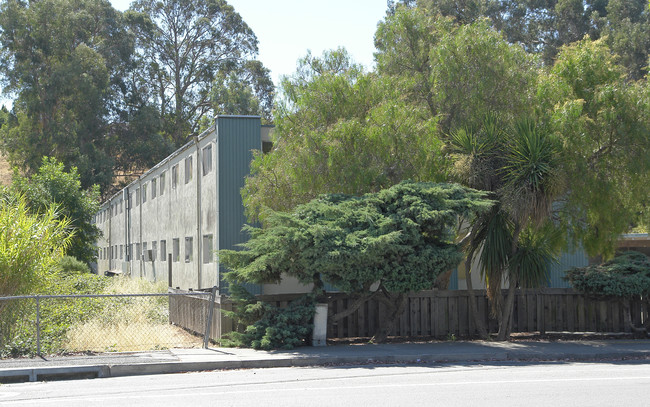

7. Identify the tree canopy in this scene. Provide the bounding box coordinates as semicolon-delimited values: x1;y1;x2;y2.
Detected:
242;48;448;221
10;157;101;265
127;0;274;145
412;0;650;79
242;5;649;341
224;181;491;342
0;0;273;196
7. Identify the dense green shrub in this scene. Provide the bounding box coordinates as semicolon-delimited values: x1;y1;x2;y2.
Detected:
222;285;316;350
55;256;91;276
223;182;490;342
11;157;101;265
564;251;650;299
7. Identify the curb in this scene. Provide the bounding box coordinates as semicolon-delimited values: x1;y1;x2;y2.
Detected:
2;350;649;383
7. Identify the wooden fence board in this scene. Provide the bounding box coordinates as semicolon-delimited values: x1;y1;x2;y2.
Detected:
566;294;575;332
599;301;608;331
526;293;536;332
337;299;345;338
449;296;458;336
612;301;620;332
357;301;366;338
410;297;420;336
577;296;586;331
437;297;449;337
421;297;431;336
347;299;355;337
556;294;565;331
467;296;476;335
431;296;439;337
458;296;469;337
516;293;525;332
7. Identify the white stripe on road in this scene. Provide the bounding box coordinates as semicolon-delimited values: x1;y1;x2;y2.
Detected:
5;375;650;404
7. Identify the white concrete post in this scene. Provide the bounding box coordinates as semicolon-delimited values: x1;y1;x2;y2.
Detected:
312;303;328;346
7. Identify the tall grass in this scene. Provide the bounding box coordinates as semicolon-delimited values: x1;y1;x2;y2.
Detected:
1;275;201;356
63;276;201;352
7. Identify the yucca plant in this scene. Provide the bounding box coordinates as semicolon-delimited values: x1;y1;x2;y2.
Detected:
449;114;564;340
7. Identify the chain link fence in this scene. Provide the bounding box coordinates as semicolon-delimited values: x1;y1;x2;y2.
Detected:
0;291;215;357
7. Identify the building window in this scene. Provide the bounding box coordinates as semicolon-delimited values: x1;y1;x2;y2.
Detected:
185;156;193;184
151;241;157;260
172;165;178;189
152;178;157;199
120;245;123;260
136;243;141;260
142;184;147;203
160;171;166;195
202;145;212;176
203;234;213;264
185;237;193;262
143;242;147;260
160;240;166;261
135;188;140;206
172;238;180;262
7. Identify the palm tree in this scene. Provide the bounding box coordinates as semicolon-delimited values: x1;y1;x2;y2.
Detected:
449;114;563;340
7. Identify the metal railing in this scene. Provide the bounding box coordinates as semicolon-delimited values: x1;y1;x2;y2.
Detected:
0;290;216;357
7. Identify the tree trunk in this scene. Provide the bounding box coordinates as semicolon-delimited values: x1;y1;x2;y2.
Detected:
496;222;523;341
464;248;489;339
370;293;408;343
497;278;517;341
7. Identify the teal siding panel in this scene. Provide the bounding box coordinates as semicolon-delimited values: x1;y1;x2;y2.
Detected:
217;116;261;295
324;282;339;292
449;268;459;290
547;247;589;288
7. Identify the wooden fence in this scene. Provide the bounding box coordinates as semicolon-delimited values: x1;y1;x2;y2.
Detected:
169;288;649;341
168;289;233;341
263;289;649;339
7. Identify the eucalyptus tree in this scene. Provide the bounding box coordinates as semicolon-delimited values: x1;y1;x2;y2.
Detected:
412;0;650;79
127;0;273;146
0;0;135;191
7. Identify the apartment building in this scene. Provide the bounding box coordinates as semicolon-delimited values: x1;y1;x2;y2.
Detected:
95;116;271;291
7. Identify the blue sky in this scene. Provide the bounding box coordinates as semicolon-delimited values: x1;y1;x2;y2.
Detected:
110;0;389;86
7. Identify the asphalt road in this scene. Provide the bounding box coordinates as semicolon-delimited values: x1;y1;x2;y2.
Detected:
2;360;649;406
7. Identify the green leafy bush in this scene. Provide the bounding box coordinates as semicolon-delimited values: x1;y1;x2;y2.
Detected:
56;256;91;276
11;157;101;265
223;181;491;342
564;251;650;299
222;285;316;350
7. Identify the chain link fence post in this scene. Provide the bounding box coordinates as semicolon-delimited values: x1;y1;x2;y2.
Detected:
35;295;41;357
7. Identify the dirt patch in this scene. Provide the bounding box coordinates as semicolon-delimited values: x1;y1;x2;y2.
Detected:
0;154;13;186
